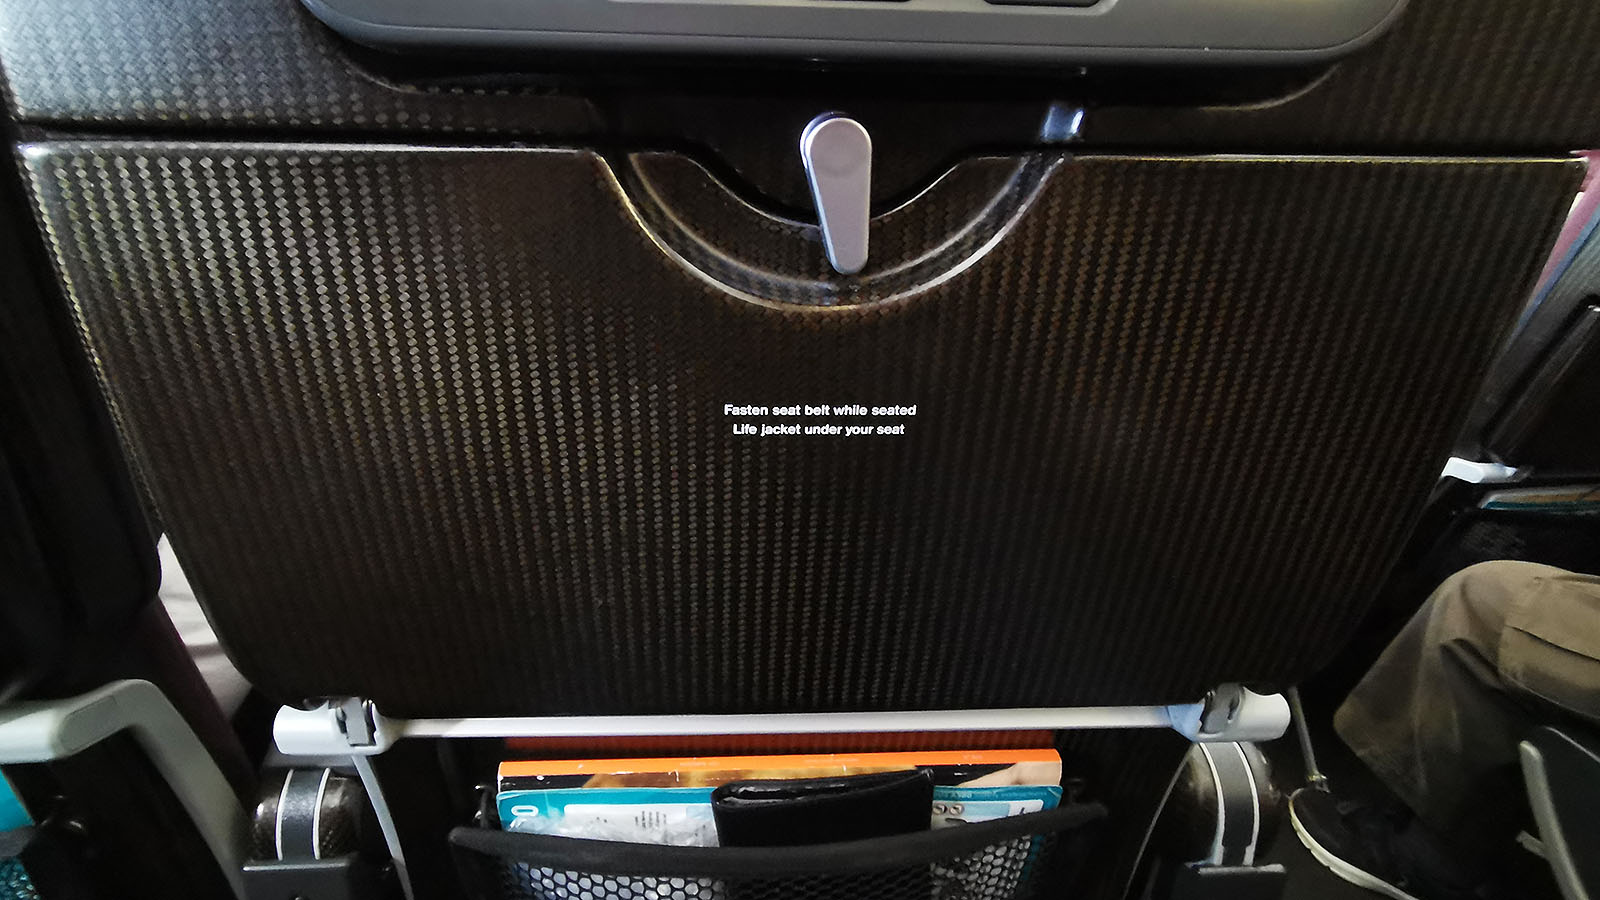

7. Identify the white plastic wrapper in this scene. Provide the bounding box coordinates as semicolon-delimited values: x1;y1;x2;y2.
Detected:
506;802;720;847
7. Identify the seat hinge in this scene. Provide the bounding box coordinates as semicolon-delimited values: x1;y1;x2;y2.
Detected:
1167;684;1291;743
335;698;378;748
276;699;396;757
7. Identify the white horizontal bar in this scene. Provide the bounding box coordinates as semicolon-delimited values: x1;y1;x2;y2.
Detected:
274;704;1183;756
274;693;1292;758
400;706;1177;740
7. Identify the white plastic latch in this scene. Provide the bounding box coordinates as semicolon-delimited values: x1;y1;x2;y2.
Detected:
1441;456;1521;484
274;698;397;756
1167;684;1291;743
801;113;872;275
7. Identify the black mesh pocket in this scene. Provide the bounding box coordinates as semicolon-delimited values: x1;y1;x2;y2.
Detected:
451;803;1106;900
1;858;39;900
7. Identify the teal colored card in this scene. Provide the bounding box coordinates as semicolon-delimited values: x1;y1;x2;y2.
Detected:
1;772;30;832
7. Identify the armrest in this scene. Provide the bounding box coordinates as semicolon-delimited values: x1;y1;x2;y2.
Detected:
0;679;248;898
1519;726;1600;900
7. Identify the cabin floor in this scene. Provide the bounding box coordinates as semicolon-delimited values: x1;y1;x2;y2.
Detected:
1258;681;1563;900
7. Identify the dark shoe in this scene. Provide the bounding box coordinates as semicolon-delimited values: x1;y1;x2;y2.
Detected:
1288;787;1501;900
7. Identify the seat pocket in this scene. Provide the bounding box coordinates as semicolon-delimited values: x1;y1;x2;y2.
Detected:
450;802;1105;900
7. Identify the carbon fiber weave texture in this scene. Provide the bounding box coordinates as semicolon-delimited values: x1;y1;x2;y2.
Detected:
22;144;1579;717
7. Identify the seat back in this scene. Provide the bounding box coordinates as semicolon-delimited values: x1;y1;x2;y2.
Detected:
19;146;1579;718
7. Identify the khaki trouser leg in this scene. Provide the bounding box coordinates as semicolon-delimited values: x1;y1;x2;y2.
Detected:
1334;560;1600;850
